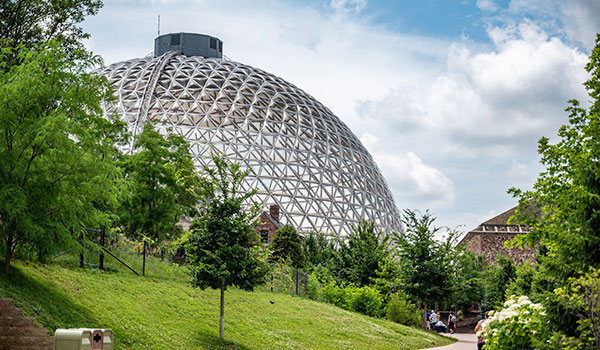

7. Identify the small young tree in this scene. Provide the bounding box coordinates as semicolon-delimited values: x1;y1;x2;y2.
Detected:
270;224;305;268
185;154;267;340
393;209;451;328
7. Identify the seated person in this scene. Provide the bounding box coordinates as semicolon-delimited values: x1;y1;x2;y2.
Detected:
432;320;447;333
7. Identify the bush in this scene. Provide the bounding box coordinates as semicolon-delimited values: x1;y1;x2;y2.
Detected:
481;295;551;349
321;281;350;308
347;286;382;317
385;293;420;326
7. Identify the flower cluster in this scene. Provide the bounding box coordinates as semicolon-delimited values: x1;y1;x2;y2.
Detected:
481;295;548;350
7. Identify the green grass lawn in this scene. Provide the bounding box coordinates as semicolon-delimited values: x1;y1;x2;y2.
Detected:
0;254;454;349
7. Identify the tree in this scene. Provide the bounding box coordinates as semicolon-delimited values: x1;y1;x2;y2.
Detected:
185;154;267;340
393;209;451;328
0;0;102;66
118;123;199;244
270;224;305;269
0;43;126;273
509;34;600;337
330;221;390;286
303;230;335;270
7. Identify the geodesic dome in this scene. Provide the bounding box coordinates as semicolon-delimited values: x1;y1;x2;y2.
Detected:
99;40;402;236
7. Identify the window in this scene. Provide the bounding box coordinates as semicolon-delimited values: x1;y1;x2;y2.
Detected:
218;41;223;53
170;34;180;46
260;230;269;244
210;37;217;50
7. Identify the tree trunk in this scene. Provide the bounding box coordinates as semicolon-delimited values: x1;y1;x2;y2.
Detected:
423;298;429;329
220;285;225;340
3;233;13;274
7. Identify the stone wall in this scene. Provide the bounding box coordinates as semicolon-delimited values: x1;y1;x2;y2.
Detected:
0;290;54;350
463;232;535;264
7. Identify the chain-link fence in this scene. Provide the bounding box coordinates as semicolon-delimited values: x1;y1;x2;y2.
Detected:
267;264;310;297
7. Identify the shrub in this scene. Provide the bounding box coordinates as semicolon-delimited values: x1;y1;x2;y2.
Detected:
481;295;551;349
385;293;420;326
347;286;382;317
321;282;351;309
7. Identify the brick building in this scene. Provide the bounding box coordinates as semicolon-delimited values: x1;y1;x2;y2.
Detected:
459;206;535;264
256;204;283;245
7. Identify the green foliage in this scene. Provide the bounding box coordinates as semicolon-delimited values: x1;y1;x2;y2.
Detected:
0;0;102;66
303;230;335;270
385;293;421;327
312;280;383;318
186;154;266;291
393;209;451;323
555;268;600;349
320;281;351;309
372;255;404;302
508;34;600;338
482;296;551;350
451;250;486;307
331;221;389;286
0;43;126;273
483;255;517;310
185;153;267;339
506;262;535;297
118;122;199;243
270;224;305;268
347;285;383;318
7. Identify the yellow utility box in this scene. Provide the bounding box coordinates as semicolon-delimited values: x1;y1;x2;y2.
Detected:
54;329;92;350
74;328;113;350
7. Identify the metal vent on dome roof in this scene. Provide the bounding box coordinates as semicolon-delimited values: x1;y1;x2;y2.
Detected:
154;32;223;58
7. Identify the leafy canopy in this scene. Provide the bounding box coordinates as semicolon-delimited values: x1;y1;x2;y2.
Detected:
185;153;266;291
0;43;126;272
118;123;199;243
330;221;390;287
270;224;306;269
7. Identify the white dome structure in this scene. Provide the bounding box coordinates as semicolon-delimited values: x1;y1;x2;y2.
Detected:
99;33;401;236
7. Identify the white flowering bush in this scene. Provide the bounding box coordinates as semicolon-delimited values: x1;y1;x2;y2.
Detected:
481;295;550;349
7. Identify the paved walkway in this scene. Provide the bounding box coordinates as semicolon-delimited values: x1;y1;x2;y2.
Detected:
423;333;478;350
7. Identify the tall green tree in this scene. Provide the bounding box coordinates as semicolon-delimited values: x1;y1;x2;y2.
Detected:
0;0;102;66
303;230;335;270
0;43;126;273
393;209;451;328
509;34;600;337
270;224;305;269
331;221;389;286
118;123;199;244
185;154;267;340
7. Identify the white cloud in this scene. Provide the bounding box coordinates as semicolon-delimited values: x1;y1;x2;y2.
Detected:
560;0;600;49
476;0;498;12
360;133;455;209
330;0;367;14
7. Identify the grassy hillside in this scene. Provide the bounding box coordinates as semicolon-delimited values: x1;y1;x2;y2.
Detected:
0;254;453;349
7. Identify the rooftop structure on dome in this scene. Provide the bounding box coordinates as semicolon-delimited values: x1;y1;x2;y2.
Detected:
154;32;223;58
100;33;402;236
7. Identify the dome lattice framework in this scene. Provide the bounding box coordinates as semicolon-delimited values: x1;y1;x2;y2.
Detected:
100;53;402;236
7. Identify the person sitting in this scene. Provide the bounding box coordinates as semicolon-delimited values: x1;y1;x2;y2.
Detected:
432;320;447;333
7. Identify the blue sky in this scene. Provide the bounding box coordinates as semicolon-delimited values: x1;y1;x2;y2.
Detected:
82;0;600;237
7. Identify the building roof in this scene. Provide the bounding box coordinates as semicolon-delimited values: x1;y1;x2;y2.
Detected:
458;206;534;263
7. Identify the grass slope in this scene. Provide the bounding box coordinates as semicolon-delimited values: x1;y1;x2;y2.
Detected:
0;255;453;349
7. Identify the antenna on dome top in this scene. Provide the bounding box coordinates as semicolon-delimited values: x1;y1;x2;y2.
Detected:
157;15;160;36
